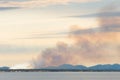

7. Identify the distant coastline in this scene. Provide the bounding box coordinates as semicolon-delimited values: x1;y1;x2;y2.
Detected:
1;69;120;72
0;69;120;72
0;64;120;72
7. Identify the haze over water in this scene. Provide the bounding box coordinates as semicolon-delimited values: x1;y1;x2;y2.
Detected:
0;72;120;80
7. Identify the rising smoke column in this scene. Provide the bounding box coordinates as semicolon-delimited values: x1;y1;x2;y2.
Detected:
32;4;120;69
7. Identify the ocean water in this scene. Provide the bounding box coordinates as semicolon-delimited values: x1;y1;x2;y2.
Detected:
0;72;120;80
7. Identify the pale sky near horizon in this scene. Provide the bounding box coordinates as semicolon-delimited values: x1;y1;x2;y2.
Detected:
0;0;119;67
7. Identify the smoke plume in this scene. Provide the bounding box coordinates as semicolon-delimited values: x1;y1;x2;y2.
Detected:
32;4;120;68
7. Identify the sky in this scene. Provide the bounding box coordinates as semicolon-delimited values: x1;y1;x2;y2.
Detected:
0;0;119;68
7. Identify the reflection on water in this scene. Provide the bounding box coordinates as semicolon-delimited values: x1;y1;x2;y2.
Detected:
0;72;120;80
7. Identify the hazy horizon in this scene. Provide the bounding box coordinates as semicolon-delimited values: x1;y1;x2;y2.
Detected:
0;0;119;69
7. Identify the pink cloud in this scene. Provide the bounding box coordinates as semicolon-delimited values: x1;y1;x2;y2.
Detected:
0;0;101;8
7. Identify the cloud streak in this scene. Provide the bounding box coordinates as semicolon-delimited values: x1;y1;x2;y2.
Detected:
0;7;19;10
26;3;120;39
0;0;101;8
0;44;40;53
72;12;120;18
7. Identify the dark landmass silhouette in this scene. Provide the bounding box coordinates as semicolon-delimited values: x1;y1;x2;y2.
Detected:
43;64;120;71
0;66;9;70
0;64;120;72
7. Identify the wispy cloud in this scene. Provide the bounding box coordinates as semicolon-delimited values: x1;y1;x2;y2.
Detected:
72;12;120;18
0;44;40;53
22;25;119;39
0;0;102;8
20;36;67;39
0;7;19;10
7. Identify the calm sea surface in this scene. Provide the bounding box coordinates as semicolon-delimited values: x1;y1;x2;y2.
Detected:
0;72;120;80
